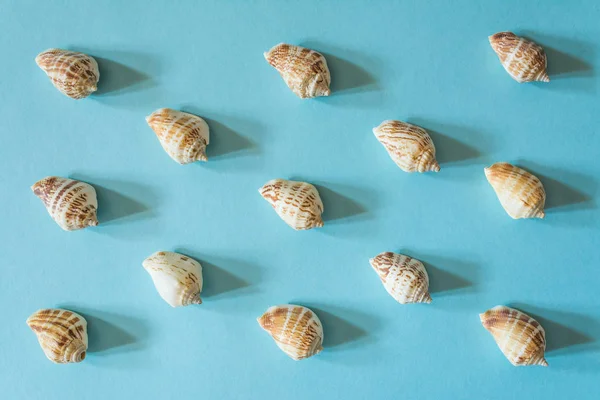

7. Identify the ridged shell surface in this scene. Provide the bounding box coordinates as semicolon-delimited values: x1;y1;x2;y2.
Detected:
264;43;331;99
373;120;440;173
259;179;324;230
484;162;546;219
489;32;549;83
31;176;98;231
27;309;88;364
146;108;210;164
369;252;432;304
142;251;203;307
35;49;99;99
258;305;324;360
480;305;548;367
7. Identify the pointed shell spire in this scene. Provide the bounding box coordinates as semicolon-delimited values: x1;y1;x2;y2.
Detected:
489;32;549;83
35;49;99;99
259;179;324;230
369;252;432;304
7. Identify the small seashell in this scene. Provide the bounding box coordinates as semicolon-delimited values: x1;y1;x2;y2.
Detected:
31;176;98;231
259;179;324;230
27;308;88;364
373;120;440;173
146;108;210;164
264;43;331;99
35;49;99;99
480;305;548;367
484;162;546;219
142;251;203;307
369;252;432;304
489;32;549;83
258;304;324;360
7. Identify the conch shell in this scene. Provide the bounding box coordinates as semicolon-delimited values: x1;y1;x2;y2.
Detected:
258;305;324;360
373;120;440;173
259;179;324;230
264;43;331;99
480;305;548;367
369;252;432;304
489;32;549;83
35;49;99;99
27;308;88;364
142;251;203;307
484;162;546;219
31;176;98;231
146;108;210;164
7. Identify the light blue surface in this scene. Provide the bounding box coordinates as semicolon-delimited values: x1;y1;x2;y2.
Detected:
1;1;599;399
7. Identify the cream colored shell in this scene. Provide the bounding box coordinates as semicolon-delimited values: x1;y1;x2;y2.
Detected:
35;49;99;99
489;32;549;83
258;304;324;360
259;179;324;230
369;252;432;304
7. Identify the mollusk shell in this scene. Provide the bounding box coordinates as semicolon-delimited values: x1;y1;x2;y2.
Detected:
35;49;99;99
31;176;98;231
27;309;88;364
264;43;331;99
259;179;324;230
146;108;210;164
369;252;432;304
258;305;324;360
489;32;549;83
480;305;548;367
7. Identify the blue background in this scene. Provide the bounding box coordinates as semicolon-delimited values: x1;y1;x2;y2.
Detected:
1;1;599;399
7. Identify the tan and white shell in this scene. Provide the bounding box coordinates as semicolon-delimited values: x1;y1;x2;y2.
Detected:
258;304;324;360
373;120;440;173
480;305;548;367
35;49;99;99
142;251;203;307
31;176;99;231
27;308;88;364
146;108;210;164
489;32;549;83
369;252;432;304
484;162;546;219
259;179;324;230
264;43;331;99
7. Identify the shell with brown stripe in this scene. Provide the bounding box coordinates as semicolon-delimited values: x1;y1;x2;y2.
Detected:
259;179;324;230
35;49;99;99
369;252;432;304
489;32;549;83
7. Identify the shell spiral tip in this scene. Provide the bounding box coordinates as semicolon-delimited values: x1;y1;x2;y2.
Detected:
538;358;549;367
430;161;441;172
191;296;202;305
537;72;550;83
422;293;432;304
196;153;208;162
87;219;98;227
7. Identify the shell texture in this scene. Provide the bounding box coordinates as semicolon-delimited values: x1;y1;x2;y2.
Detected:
264;43;331;99
258;305;324;360
146;108;210;164
27;309;88;364
369;252;432;304
35;49;99;99
259;179;324;230
484;162;546;219
142;251;203;307
373;120;440;173
480;305;548;367
31;176;98;231
489;32;549;83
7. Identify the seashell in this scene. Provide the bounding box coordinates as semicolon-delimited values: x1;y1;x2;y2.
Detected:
27;308;88;364
373;120;440;173
35;49;99;99
264;43;331;99
489;32;549;83
146;108;210;164
369;252;432;304
31;176;98;231
258;304;324;360
259;179;324;230
142;251;203;307
484;162;546;219
480;305;548;367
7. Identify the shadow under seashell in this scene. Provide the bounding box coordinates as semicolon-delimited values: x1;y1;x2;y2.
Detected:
489;32;549;83
36;48;99;99
369;252;432;304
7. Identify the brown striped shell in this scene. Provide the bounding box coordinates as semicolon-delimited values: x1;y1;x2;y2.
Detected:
27;309;88;364
146;108;210;164
373;120;440;173
258;305;324;360
264;43;331;99
484;162;546;219
31;176;98;231
489;32;549;83
35;49;99;99
369;252;432;304
480;305;548;367
259;179;324;230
